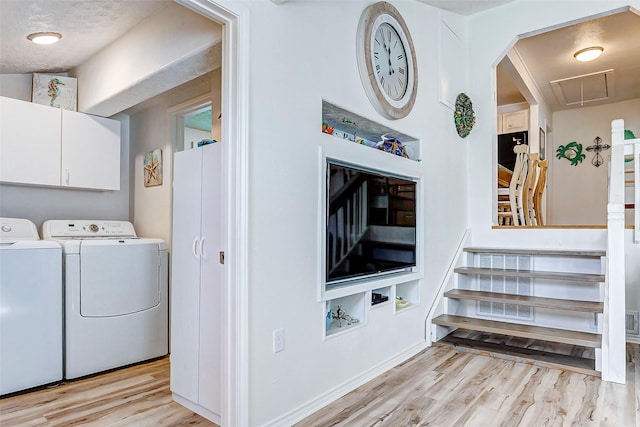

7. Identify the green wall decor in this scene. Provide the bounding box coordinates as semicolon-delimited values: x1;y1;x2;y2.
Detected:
454;93;475;138
556;141;585;166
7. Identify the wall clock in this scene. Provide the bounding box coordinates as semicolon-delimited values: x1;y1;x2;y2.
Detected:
356;1;417;120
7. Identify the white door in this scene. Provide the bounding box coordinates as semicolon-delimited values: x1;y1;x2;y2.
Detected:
0;96;61;186
170;147;203;402
198;142;224;413
61;109;120;190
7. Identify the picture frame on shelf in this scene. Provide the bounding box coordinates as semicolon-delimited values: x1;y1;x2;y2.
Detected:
32;73;77;111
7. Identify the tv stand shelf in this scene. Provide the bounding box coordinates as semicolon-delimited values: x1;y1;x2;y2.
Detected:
324;279;420;338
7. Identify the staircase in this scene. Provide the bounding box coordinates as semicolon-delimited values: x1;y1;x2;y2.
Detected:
432;247;606;375
428;120;638;383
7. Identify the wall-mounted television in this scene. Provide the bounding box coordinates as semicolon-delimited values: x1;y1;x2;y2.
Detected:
326;161;417;285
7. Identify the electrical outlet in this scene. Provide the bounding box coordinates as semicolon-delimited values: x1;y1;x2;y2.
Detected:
273;328;284;353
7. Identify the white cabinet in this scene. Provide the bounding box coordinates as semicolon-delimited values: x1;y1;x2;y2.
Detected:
170;143;223;423
61;110;120;190
498;109;529;134
0;96;120;190
0;96;62;186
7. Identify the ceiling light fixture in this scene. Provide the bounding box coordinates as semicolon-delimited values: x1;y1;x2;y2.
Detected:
27;32;62;45
573;46;604;62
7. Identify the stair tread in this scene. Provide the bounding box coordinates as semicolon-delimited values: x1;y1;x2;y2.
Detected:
432;314;601;348
464;247;605;257
454;266;604;282
436;335;598;376
444;289;603;312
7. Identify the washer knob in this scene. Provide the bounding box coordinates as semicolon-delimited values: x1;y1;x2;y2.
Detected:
1;225;11;232
89;224;99;233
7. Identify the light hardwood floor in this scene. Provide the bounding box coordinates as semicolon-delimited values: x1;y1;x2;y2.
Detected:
297;344;640;427
0;357;217;427
2;346;639;426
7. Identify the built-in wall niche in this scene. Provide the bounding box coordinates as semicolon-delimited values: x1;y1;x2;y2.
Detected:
322;100;420;161
325;292;366;337
395;280;419;312
371;286;391;307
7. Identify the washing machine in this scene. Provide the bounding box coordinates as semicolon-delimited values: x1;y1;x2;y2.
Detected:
0;217;62;395
42;220;168;379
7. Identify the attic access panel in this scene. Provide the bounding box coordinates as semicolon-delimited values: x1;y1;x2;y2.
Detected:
550;69;615;107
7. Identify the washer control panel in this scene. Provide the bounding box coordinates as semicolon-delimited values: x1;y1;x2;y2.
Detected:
0;217;40;241
42;220;137;239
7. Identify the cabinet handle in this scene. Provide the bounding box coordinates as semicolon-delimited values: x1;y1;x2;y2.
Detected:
200;238;206;258
64;168;70;185
192;237;199;258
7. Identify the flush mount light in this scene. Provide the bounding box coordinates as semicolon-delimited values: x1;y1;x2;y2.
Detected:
27;32;62;45
573;46;604;62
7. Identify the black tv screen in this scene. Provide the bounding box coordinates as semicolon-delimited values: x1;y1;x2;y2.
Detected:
326;161;417;284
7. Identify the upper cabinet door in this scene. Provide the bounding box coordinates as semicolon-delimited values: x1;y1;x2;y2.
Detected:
0;96;62;186
61;110;121;190
502;109;529;133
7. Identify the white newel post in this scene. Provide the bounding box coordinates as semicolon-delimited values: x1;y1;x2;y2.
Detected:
603;119;626;384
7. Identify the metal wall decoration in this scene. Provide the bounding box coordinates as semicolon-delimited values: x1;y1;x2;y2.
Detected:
556;141;585;166
585;136;611;167
454;93;476;138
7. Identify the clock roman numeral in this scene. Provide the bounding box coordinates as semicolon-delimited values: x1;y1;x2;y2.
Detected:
399;67;405;75
398;77;404;88
374;51;379;59
380;75;385;86
375;64;380;71
397;54;404;61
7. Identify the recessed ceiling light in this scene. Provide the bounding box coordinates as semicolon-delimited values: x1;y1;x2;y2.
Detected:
27;32;62;45
573;46;604;62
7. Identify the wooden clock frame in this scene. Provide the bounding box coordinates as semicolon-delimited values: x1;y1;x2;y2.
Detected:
356;1;418;120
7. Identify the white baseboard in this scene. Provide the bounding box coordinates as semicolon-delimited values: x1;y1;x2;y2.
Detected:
173;393;221;425
260;341;428;427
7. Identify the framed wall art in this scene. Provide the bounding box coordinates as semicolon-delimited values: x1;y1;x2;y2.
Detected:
144;149;163;187
32;73;77;111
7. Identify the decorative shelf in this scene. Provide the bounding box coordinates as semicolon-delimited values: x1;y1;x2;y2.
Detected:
371;286;391;307
395;280;419;312
322;100;420;161
325;292;366;337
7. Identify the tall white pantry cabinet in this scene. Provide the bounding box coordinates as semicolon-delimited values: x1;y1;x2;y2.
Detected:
0;96;120;190
170;142;223;424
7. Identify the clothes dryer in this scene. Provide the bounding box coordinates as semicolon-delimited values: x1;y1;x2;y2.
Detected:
0;217;62;395
42;220;168;379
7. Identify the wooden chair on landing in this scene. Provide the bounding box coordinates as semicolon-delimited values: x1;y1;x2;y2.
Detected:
522;153;539;226
497;144;529;226
533;159;548;226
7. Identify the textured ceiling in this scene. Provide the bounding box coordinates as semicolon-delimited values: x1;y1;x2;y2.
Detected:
498;9;640;112
0;0;172;74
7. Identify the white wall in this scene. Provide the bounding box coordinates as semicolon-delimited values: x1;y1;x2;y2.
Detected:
467;0;640;233
0;74;32;101
0;80;130;227
129;71;219;246
548;98;640;225
241;1;469;425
